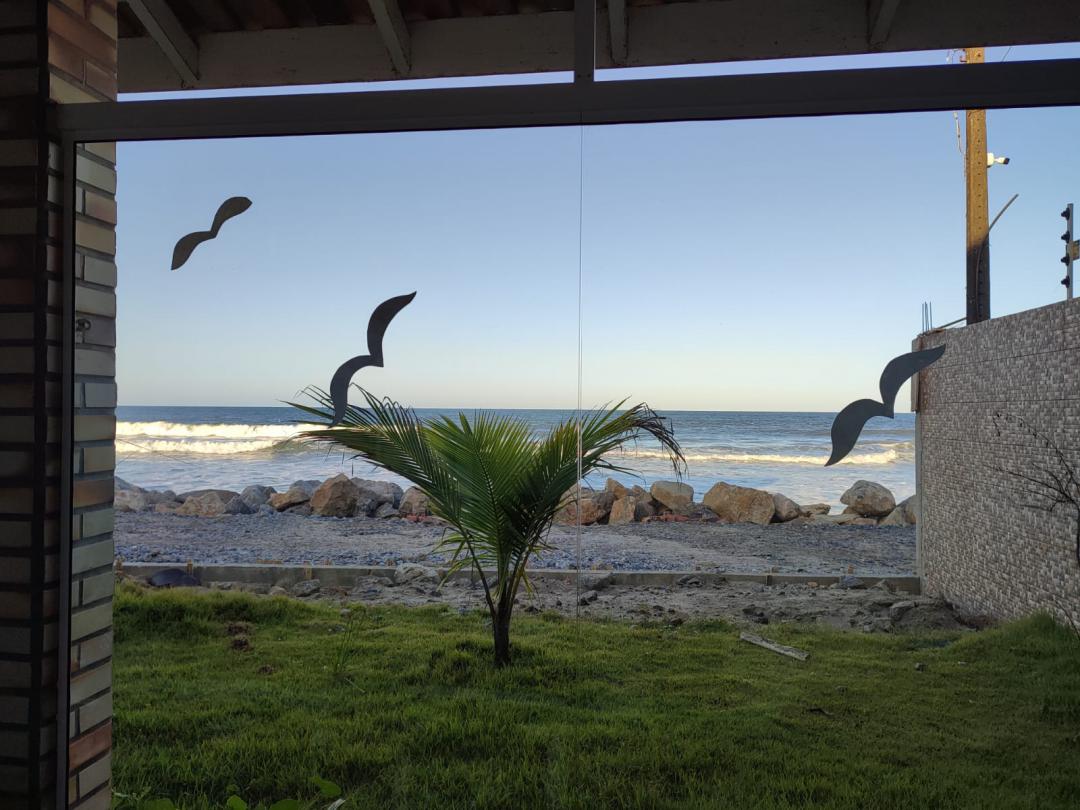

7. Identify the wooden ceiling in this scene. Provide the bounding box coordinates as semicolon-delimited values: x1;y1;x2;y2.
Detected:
115;0;1080;93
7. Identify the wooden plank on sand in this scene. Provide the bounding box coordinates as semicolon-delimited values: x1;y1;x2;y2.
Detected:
739;632;810;661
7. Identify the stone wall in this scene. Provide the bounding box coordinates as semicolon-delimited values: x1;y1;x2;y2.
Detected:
0;1;117;807
916;297;1080;621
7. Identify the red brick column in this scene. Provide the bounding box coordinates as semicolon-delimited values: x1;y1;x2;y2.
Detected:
0;1;117;807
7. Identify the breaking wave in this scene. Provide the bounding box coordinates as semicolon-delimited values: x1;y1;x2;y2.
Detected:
116;421;318;455
616;443;914;466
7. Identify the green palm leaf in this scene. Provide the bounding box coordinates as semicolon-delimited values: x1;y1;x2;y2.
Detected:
293;386;684;665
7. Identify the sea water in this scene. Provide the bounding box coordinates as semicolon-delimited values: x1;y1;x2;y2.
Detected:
114;406;914;508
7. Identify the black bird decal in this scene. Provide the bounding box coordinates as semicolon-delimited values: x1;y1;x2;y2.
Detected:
171;196;252;270
825;345;946;466
329;292;417;426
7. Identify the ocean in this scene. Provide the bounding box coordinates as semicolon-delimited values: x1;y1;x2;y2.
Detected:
115;406;915;508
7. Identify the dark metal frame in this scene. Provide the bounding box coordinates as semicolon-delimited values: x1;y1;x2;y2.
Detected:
51;1;1080;800
53;57;1080;142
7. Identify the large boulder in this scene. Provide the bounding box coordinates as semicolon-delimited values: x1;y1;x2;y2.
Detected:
800;503;831;516
177;490;237;517
650;481;694;511
352;479;404;509
310;474;363;517
268;480;320;511
840;480;896;518
898;495;918;524
114;478;148;512
605;478;629;499
177;488;240;502
772;493;802;523
556;489;614;526
608;496;638;525
224;495;253;515
399;486;431;517
239;485;276;511
702;482;775;525
878;507;908;527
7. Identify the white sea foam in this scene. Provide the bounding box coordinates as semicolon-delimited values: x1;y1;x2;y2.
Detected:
616;443;913;466
116;421;318;454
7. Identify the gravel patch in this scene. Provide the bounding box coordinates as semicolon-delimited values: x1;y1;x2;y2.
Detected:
116;511;915;575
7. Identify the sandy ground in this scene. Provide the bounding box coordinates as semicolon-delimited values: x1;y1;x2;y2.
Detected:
116;512;916;575
133;572;967;636
119;513;951;633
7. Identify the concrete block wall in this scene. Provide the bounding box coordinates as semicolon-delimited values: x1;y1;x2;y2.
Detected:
917;297;1080;621
0;1;117;807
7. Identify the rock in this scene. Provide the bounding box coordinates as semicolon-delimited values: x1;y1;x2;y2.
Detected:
800;503;831;516
286;503;313;516
605;478;629;499
608;496;638;525
839;480;896;517
634;498;658;521
888;600;916;622
239;485;276;510
268;585;288;597
114;478;149;512
851;517;878;526
702;482;775;525
677;575;702;587
836;575;865;589
153;501;182;514
582;573;615;591
878;507;908;527
556;488;614;525
291;579;321;597
224;495;254;515
269;480;320;511
394;563;438;585
177;488;240;503
772;493;802;523
148;568;200;588
176;490;238;517
650;481;694;511
310;474;363;517
578;589;599;606
811;513;858;525
373;503;399;519
352;479;404;509
398;487;431;517
914;662;926;672
898;495;918;524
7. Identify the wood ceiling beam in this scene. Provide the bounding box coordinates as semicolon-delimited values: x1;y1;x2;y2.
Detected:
124;0;199;85
607;0;627;65
366;0;411;74
868;0;903;47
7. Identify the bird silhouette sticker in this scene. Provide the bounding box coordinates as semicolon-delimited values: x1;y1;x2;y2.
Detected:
825;345;945;466
170;196;252;270
329;292;417;426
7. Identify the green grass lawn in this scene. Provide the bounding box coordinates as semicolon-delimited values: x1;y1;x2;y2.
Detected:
111;584;1080;809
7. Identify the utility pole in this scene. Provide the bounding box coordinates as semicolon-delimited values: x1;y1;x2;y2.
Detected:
965;47;990;323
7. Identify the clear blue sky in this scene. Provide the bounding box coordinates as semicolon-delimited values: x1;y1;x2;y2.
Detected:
114;44;1080;410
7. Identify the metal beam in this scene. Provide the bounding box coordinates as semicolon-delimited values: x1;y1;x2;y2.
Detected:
58;58;1080;143
608;0;627;65
124;0;199;85
869;0;903;47
366;0;411;75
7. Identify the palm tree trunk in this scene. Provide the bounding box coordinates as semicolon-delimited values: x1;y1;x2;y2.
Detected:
492;601;512;667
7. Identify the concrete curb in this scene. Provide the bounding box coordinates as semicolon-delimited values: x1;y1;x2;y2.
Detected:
120;562;922;594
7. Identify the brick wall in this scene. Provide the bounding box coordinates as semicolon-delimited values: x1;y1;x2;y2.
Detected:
0;1;117;806
917;297;1080;621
